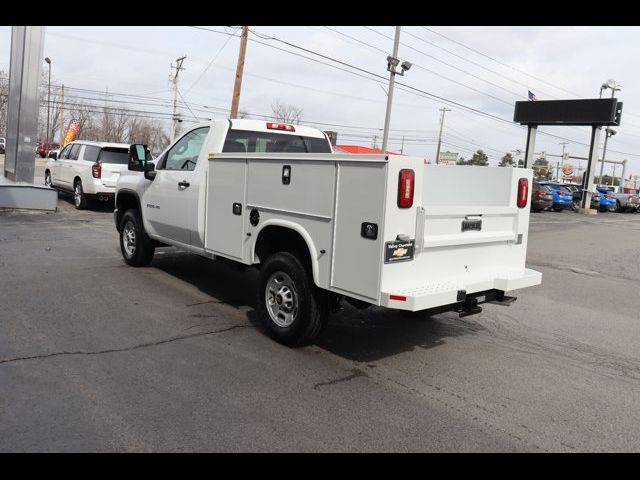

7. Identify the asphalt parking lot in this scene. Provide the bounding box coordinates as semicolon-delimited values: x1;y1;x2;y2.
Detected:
1;168;640;451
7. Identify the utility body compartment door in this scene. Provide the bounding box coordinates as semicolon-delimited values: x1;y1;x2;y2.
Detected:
205;157;248;260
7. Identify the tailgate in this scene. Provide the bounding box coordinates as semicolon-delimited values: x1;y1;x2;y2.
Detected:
379;164;540;310
100;163;126;187
418;166;524;249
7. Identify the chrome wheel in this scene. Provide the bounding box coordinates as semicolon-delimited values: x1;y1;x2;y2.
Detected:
74;183;82;207
265;271;299;327
122;221;136;257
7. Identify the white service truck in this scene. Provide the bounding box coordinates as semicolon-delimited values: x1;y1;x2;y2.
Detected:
115;119;541;346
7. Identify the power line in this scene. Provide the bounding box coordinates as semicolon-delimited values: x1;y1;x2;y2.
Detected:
187;26;640;159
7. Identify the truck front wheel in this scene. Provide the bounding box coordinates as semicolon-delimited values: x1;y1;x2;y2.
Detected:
257;252;329;347
119;209;155;267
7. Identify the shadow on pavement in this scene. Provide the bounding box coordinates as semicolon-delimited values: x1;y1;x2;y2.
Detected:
317;305;486;362
151;250;486;362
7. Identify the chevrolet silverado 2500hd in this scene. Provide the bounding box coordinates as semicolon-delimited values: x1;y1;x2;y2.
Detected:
114;119;542;346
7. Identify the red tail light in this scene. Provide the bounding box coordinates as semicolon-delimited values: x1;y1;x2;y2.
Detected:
517;178;528;208
397;169;415;208
266;122;295;132
92;161;102;179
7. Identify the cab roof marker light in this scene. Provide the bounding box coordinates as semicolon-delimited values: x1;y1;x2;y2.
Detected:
267;122;295;132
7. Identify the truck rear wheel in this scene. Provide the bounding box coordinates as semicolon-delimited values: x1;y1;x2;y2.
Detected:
119;209;155;267
257;252;329;347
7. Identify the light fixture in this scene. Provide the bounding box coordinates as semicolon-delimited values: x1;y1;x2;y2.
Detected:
400;61;412;72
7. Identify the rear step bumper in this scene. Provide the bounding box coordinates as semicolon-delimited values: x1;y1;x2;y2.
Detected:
381;268;541;312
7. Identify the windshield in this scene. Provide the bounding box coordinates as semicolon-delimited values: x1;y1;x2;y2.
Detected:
98;147;129;164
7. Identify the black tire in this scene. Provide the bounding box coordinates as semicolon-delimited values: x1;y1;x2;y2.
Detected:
73;179;88;210
615;200;623;213
44;170;52;187
257;252;329;347
119;209;155;267
552;205;563;212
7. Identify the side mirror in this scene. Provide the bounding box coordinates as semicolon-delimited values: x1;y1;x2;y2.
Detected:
48;151;58;160
129;143;150;171
144;162;156;181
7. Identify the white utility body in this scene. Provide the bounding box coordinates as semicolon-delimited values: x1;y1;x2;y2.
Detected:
115;119;541;346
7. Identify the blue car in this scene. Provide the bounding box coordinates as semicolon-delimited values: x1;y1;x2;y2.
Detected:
596;187;616;212
539;182;574;211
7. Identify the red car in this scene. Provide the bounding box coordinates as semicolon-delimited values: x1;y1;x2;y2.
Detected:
37;142;60;158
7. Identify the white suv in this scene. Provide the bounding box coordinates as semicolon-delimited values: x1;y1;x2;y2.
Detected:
45;140;131;209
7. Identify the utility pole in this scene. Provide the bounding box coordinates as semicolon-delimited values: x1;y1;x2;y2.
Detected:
381;26;401;153
58;84;64;143
171;56;187;140
435;107;451;164
372;134;378;149
559;142;568;180
400;135;405;155
611;163;617;186
230;26;249;119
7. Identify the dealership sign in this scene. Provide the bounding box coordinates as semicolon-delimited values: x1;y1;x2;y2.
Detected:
438;151;458;165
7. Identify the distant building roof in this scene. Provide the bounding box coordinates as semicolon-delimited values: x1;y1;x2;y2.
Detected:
335;144;400;155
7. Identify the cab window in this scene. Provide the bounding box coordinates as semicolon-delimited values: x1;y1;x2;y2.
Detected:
163;127;210;171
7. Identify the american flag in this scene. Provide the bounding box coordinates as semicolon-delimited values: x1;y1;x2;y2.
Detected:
528;90;538;101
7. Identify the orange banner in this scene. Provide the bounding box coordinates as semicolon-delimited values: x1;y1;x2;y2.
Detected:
62;119;80;147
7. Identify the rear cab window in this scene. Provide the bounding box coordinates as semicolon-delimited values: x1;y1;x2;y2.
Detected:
223;130;331;154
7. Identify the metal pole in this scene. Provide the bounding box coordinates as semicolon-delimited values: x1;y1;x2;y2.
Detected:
46;60;51;149
599;130;610;184
523;125;537;169
581;126;602;210
230;26;249;119
381;26;401;154
401;135;405;155
435;107;451;164
611;163;617;186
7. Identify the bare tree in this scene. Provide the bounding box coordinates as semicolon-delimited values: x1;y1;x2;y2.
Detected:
271;99;303;124
128;117;170;155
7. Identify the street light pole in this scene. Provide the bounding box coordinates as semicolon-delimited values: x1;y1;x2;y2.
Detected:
45;57;51;148
381;26;401;154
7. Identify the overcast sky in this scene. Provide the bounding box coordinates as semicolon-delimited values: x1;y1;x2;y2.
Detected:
1;25;639;176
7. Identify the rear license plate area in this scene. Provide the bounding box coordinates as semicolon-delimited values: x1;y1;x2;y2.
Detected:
461;219;482;232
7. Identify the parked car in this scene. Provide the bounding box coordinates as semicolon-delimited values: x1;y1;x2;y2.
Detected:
531;181;553;212
0;136;6;154
564;183;600;210
539;181;573;211
597;185;639;212
45;140;134;209
595;186;617;212
37;142;60;158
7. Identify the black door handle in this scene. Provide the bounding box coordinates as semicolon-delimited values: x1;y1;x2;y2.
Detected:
178;181;190;188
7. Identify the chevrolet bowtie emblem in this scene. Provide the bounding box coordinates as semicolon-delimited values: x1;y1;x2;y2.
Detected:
393;247;408;257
